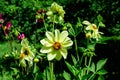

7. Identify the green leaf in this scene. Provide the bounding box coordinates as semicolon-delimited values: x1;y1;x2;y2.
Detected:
33;63;39;73
96;69;108;75
63;71;71;80
65;61;76;76
90;62;95;72
98;22;105;27
98;75;105;80
71;55;77;65
78;47;85;53
96;59;107;71
69;26;75;37
97;14;103;22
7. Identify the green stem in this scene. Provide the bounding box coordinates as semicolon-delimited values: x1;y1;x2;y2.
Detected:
88;72;96;80
34;20;37;45
52;16;55;32
80;55;83;66
43;19;47;31
49;61;55;80
74;36;79;61
87;56;92;74
85;56;87;66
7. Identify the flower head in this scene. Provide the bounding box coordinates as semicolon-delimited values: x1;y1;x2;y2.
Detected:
18;33;25;40
46;2;65;22
6;21;12;28
0;18;4;24
83;20;103;41
0;18;4;27
40;29;73;61
19;39;35;67
36;9;46;24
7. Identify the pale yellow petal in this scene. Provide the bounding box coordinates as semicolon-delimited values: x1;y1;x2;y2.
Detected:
60;48;67;59
46;31;54;42
40;38;53;47
55;29;60;42
82;21;91;25
19;59;26;67
60;30;68;42
40;46;53;53
55;51;62;61
86;25;93;30
47;52;57;61
62;37;73;48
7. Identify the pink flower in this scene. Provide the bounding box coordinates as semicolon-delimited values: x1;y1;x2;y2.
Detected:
6;21;12;28
0;18;4;27
0;13;2;18
0;18;4;24
18;34;25;40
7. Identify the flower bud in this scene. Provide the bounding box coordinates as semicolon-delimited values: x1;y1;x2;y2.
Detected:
34;58;39;63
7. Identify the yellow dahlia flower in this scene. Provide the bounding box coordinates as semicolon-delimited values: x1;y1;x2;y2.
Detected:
83;21;103;40
40;29;73;61
19;39;35;67
46;2;65;22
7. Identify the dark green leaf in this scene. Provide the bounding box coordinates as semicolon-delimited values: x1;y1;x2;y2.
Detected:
96;59;107;71
71;55;77;65
98;75;105;80
65;61;76;76
63;71;71;80
96;69;108;75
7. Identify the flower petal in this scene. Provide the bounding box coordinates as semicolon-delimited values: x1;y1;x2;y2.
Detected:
40;38;53;47
60;48;67;59
82;21;91;25
60;30;68;42
40;46;53;53
55;51;62;61
55;29;60;42
19;59;26;67
86;25;93;30
46;31;54;42
62;37;73;48
47;52;57;61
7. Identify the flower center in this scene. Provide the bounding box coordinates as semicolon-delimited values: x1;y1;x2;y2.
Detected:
20;53;25;59
53;42;61;50
93;25;97;29
24;49;29;55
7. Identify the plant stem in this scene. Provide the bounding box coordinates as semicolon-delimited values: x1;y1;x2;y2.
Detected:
52;16;55;32
80;55;83;66
74;36;79;61
34;20;37;45
88;72;96;80
49;61;55;80
87;56;92;74
43;19;47;31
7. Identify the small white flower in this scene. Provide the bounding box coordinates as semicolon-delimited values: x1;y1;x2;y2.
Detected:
40;29;73;61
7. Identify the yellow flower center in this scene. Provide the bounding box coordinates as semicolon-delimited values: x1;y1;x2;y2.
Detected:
86;32;92;38
53;42;61;50
93;25;97;29
20;53;25;59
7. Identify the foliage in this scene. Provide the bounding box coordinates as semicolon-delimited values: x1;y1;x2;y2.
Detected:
0;0;119;80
